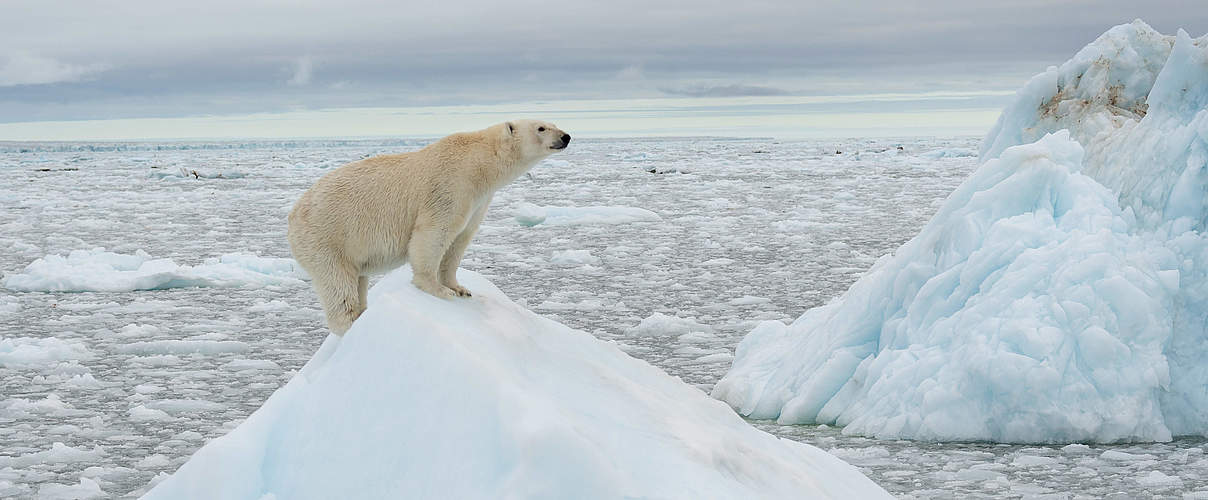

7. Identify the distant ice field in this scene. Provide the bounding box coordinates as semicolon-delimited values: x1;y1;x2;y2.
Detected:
2;137;1204;498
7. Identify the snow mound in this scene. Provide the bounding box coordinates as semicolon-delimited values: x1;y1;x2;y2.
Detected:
142;268;889;500
3;249;306;292
714;21;1208;443
514;202;662;226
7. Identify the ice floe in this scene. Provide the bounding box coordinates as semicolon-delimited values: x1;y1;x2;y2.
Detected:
144;268;889;499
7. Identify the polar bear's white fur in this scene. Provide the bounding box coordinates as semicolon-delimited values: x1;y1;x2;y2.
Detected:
288;120;570;335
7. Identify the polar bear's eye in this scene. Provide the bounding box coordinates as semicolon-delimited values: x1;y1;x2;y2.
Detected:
538;127;545;132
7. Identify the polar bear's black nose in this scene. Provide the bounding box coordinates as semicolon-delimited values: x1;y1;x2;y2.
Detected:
561;133;571;145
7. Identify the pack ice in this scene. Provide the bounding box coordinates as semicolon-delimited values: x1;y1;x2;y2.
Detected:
713;20;1208;443
142;268;890;499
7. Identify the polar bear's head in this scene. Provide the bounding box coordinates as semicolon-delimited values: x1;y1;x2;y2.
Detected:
507;119;570;160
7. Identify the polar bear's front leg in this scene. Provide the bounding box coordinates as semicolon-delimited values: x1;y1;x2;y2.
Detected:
440;203;489;297
408;225;458;300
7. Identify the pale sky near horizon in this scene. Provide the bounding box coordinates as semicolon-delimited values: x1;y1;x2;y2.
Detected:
2;1;1206;140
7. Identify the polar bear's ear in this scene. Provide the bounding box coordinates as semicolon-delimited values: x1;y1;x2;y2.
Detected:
506;122;515;134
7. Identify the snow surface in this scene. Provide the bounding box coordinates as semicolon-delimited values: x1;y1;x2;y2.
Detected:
714;21;1208;443
143;267;890;500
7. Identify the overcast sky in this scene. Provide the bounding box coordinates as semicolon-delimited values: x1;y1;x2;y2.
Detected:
2;1;1206;139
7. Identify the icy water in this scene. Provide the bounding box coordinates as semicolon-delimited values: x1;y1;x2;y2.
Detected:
1;137;1205;499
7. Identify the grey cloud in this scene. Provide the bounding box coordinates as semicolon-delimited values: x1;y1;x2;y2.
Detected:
1;0;1206;123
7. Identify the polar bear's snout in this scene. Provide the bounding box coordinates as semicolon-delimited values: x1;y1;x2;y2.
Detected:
553;133;571;150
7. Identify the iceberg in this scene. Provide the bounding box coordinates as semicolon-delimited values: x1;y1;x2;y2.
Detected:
142;268;890;499
713;21;1208;443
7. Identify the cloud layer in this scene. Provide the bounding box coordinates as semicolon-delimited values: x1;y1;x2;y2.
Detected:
1;1;1205;124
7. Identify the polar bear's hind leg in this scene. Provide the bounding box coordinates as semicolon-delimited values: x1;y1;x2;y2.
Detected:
357;276;369;315
311;262;363;335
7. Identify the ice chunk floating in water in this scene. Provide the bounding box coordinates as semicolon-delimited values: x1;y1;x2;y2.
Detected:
3;248;306;292
714;20;1208;443
142;268;890;499
513;202;661;226
0;336;95;368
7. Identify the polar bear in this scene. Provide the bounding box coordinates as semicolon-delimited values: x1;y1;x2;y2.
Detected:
288;120;570;335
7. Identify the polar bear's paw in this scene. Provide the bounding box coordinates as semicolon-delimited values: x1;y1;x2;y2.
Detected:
431;286;459;300
412;277;459;300
448;284;473;297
